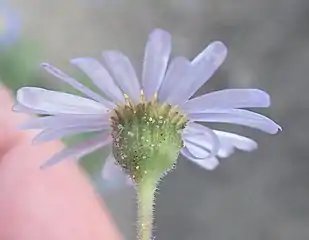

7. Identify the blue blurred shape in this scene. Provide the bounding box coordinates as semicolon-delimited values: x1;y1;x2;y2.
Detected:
0;3;20;46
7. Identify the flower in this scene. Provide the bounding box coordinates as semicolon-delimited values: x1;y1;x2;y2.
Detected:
0;4;20;46
14;29;281;184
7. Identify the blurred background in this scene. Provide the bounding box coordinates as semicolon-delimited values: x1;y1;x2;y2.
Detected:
4;0;309;239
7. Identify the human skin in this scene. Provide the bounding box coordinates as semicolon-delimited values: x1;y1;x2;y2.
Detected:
0;86;121;240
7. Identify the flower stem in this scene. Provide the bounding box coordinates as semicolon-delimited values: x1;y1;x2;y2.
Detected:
136;179;157;240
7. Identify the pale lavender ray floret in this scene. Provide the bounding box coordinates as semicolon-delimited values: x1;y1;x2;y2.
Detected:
102;154;134;187
14;28;281;185
142;29;171;100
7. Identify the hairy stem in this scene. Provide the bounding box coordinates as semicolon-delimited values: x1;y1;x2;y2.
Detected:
136;179;157;240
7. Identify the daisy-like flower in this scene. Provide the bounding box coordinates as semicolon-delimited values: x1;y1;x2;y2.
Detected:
14;28;280;240
15;28;280;172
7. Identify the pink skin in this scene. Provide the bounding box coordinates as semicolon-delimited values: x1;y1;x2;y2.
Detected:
0;86;121;240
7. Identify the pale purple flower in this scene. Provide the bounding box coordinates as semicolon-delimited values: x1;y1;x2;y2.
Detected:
14;29;280;184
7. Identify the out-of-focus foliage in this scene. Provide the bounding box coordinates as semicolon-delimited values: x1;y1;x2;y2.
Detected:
0;40;43;90
0;4;42;90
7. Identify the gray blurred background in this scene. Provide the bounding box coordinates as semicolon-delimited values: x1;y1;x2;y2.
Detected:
6;0;309;239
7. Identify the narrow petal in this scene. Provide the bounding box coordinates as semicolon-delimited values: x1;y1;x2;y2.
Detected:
181;148;219;170
101;154;134;186
40;133;112;169
103;51;140;103
192;41;227;66
157;57;191;104
33;125;110;144
185;123;257;158
175;41;227;104
142;29;171;100
41;62;115;108
13;103;50;115
19;113;110;130
182;122;220;159
213;130;258;158
17;87;107;115
183;140;210;159
188;109;281;134
182;89;270;112
183;130;231;158
70;58;125;104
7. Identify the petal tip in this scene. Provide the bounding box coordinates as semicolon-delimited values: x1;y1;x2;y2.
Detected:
149;28;171;41
204;158;220;170
150;28;170;36
11;104;19;112
269;126;281;135
70;57;92;64
192;40;228;67
254;89;271;107
16;87;28;104
40;162;50;170
40;62;49;68
70;58;82;64
246;142;258;152
251;142;259;150
102;50;120;57
270;122;282;134
12;103;28;113
211;41;228;55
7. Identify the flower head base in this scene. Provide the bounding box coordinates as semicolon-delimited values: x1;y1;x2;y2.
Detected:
111;92;187;182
